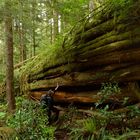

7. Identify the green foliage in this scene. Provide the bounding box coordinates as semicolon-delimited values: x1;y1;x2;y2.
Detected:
102;0;133;16
100;82;120;95
69;117;96;140
0;73;5;82
69;117;111;140
127;105;140;118
2;96;139;140
115;131;140;140
0;112;6;120
96;82;120;107
69;114;140;140
60;105;78;129
82;117;97;133
58;0;89;27
122;97;129;106
6;97;56;140
105;130;140;140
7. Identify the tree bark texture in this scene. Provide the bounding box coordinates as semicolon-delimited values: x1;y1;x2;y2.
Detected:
5;1;16;112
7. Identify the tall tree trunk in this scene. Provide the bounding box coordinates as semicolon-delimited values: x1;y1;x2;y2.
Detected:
50;0;59;43
5;1;15;112
61;14;65;33
50;21;53;44
32;28;36;56
50;1;54;44
53;10;59;39
19;26;26;62
19;1;26;62
31;1;37;56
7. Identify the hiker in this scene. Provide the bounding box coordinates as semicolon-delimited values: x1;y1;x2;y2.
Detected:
40;84;59;123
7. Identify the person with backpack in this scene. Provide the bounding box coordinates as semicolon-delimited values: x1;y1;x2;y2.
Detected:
40;84;59;124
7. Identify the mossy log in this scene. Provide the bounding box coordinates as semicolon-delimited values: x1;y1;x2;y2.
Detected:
14;57;35;69
71;19;138;46
25;27;140;83
27;63;140;91
19;0;140;107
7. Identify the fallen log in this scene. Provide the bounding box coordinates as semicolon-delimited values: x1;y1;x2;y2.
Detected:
29;83;139;109
14;56;36;69
18;0;140;107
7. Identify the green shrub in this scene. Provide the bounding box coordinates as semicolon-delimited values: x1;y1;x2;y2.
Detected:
96;82;120;108
69;117;98;140
0;112;6;120
6;97;56;140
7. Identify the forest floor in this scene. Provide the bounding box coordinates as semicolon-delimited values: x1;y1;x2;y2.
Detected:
0;100;140;140
51;105;140;140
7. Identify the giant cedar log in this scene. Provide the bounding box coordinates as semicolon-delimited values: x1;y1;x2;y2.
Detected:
19;0;140;107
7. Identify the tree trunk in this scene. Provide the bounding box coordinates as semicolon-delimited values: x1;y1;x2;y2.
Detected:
19;26;26;62
31;1;37;56
19;1;27;62
5;1;15;112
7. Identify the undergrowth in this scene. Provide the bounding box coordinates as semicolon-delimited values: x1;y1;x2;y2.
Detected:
0;95;140;140
6;97;56;140
96;82;121;108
